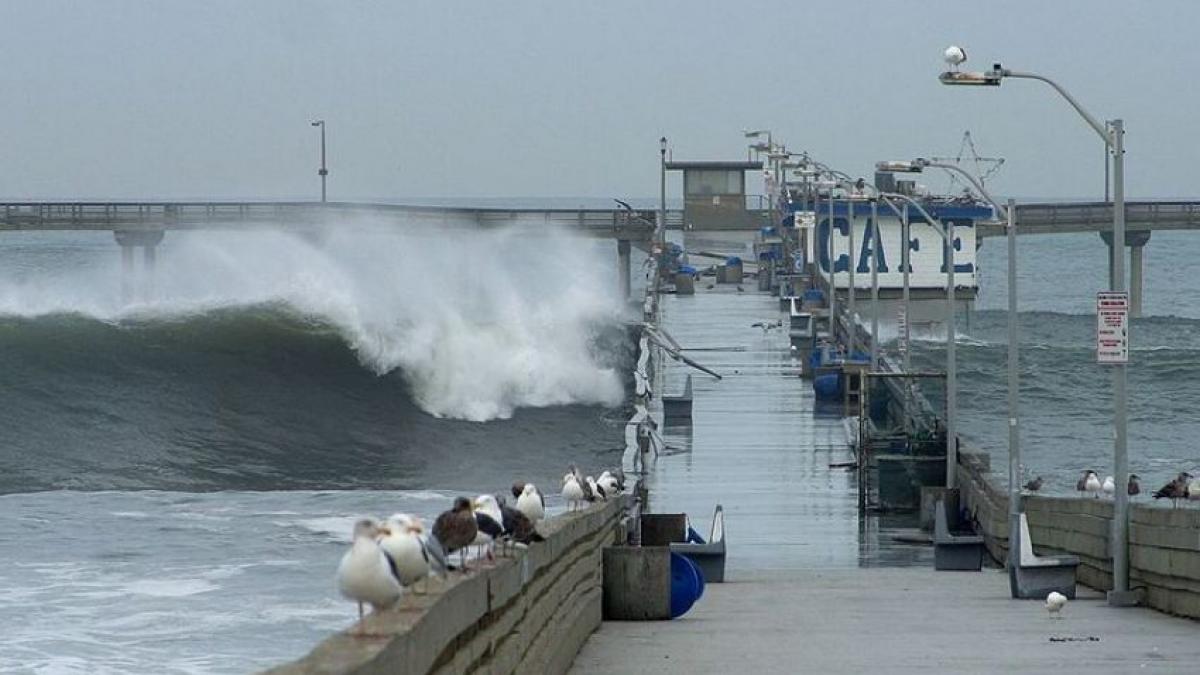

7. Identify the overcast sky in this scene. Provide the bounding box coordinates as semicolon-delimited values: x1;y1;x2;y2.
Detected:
1;0;1196;202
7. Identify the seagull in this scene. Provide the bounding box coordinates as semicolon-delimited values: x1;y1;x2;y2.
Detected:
1127;474;1141;498
561;473;585;512
736;285;745;293
750;320;783;335
1102;475;1116;497
597;471;621;498
1022;476;1043;492
432;497;478;570
379;514;431;593
500;501;545;547
1077;470;1101;498
586;475;605;501
516;483;546;522
1152;472;1192;508
944;45;967;70
336;519;403;627
1189;478;1200;503
1045;591;1067;619
473;494;506;560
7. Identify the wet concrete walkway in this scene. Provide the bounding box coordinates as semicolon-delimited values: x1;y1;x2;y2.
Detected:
572;567;1200;674
573;233;1200;672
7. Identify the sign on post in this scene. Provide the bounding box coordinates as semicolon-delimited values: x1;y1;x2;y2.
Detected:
1096;291;1129;364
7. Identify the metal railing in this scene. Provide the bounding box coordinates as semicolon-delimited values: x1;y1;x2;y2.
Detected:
0;201;678;238
977;200;1200;237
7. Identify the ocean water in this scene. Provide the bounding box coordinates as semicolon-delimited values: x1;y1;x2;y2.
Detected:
903;230;1200;494
0;223;636;673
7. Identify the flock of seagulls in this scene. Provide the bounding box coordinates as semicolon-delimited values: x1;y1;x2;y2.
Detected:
1020;470;1200;507
334;465;623;630
561;465;625;512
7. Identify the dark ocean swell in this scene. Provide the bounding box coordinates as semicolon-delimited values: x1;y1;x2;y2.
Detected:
0;307;633;495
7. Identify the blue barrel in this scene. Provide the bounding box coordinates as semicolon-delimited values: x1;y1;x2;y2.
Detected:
813;373;841;400
669;552;704;618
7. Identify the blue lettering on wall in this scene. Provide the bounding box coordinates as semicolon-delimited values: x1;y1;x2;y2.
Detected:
856;218;889;273
939;220;975;274
816;217;851;273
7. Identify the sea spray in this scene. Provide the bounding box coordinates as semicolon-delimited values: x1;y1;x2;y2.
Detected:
0;223;629;421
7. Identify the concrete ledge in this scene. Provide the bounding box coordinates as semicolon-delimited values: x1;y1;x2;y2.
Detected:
266;497;626;675
956;452;1200;619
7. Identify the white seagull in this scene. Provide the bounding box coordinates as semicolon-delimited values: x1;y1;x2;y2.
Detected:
379;514;431;593
1045;591;1067;619
1085;471;1103;498
1101;475;1116;497
516;483;546;522
472;494;505;560
562;473;585;512
944;45;967;69
336;519;403;627
597;471;621;498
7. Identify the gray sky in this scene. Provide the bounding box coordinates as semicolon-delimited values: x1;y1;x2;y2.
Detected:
1;0;1196;202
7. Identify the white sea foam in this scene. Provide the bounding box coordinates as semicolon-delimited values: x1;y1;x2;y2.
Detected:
0;222;628;421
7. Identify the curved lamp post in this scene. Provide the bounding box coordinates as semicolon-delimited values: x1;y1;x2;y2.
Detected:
940;51;1135;606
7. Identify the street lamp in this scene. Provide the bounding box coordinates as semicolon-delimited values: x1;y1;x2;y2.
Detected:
940;49;1135;607
311;120;328;203
744;129;772;161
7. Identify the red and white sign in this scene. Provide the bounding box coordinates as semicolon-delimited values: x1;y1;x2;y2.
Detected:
1096;291;1129;364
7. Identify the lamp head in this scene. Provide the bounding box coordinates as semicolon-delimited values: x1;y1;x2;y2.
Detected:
875;160;927;174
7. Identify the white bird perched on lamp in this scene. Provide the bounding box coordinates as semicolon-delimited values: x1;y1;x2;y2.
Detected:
1101;475;1115;497
944;45;967;69
1045;591;1068;619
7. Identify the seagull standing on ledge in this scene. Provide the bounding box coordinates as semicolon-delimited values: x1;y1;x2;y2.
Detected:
379;514;431;593
1076;470;1101;498
515;483;545;522
1022;476;1043;493
1102;475;1116;497
336;519;402;626
1127;474;1141;498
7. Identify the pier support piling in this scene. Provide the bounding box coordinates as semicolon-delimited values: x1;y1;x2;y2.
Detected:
617;239;632;300
142;245;157;302
120;245;135;305
113;230;165;305
1127;231;1150;318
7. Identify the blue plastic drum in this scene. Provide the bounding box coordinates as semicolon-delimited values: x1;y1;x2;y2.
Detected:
669;552;705;618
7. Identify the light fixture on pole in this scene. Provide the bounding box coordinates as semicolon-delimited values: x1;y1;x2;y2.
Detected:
938;47;1135;607
311;120;328;203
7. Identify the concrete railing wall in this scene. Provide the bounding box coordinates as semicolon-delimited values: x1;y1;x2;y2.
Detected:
267;498;626;675
957;451;1200;619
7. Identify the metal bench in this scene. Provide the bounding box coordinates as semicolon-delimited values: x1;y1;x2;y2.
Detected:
933;499;984;571
1009;512;1079;599
669;504;726;582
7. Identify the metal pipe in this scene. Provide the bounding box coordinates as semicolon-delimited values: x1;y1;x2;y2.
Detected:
1111;119;1130;601
828;191;836;339
848;198;856;351
870;198;879;371
1006;197;1020;574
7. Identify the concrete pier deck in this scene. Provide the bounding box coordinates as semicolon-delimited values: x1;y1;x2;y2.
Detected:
573;567;1200;674
573;233;1200;673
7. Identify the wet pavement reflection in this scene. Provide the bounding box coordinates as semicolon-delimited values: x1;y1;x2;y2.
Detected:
646;232;933;576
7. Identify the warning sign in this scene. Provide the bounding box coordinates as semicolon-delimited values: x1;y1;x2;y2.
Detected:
1096;291;1129;364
